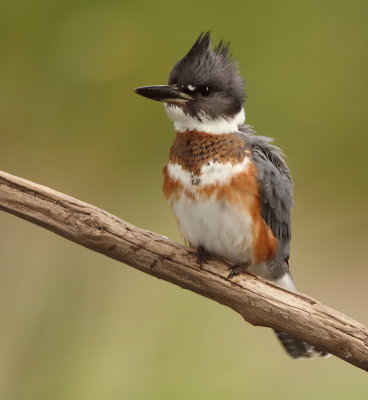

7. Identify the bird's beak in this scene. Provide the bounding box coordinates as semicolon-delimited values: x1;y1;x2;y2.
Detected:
134;85;193;105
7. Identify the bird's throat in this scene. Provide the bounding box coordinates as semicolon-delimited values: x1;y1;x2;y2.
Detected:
164;105;245;135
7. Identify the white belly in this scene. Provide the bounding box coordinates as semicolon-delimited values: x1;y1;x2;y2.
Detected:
172;194;253;264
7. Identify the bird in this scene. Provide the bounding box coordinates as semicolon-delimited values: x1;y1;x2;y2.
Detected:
134;31;327;359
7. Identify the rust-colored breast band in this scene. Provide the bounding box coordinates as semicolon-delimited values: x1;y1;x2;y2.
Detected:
169;131;248;173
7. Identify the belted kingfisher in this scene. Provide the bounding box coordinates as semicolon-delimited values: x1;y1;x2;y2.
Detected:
134;32;326;359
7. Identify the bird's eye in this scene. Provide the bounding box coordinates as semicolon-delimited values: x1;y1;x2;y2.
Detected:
200;86;212;97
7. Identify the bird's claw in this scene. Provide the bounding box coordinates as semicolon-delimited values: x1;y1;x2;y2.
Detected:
227;262;250;279
196;246;209;269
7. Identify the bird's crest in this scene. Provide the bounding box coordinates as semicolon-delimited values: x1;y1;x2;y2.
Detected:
169;31;244;100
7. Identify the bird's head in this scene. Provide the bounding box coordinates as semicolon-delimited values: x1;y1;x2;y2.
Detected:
134;32;246;134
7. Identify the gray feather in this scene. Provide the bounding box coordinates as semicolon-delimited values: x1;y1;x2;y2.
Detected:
237;125;293;265
236;126;328;359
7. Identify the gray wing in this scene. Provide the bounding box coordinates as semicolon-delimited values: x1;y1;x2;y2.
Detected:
237;126;293;264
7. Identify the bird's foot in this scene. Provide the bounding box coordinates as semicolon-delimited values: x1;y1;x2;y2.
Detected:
228;262;250;279
196;246;209;269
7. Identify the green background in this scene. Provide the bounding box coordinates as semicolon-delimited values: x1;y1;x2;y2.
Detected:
1;0;367;399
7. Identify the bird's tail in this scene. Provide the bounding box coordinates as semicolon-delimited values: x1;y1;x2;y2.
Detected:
274;330;313;358
272;271;329;359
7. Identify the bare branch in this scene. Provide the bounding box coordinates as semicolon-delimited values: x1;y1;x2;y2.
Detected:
0;169;367;371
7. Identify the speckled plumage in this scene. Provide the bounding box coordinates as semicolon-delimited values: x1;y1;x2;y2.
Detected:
164;133;278;265
169;130;248;173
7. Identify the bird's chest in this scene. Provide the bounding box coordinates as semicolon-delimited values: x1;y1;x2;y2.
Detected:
162;131;257;263
169;190;254;263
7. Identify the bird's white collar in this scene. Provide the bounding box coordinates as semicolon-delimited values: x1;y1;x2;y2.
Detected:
164;105;245;134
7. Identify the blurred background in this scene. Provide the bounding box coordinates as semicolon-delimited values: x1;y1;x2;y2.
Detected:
0;0;367;398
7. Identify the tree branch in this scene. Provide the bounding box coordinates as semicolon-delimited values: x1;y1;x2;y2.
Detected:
0;169;367;371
